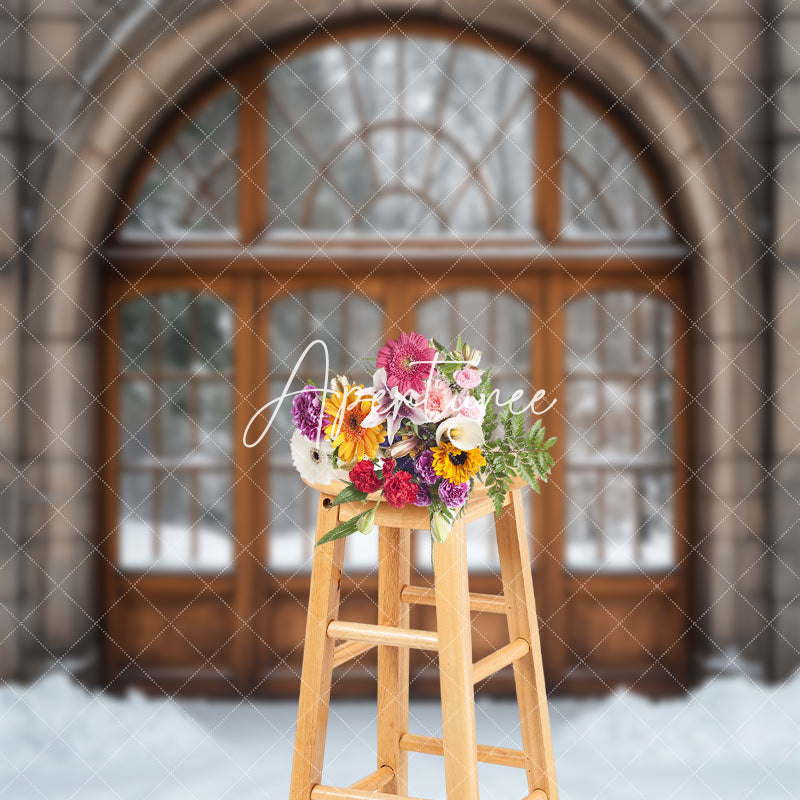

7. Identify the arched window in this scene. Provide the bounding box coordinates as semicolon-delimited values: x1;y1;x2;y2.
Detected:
123;91;240;239
103;22;690;696
266;35;535;236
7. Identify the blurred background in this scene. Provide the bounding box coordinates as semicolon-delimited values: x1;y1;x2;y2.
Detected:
1;1;799;798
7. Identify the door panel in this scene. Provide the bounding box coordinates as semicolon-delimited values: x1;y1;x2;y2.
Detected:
256;282;388;691
539;276;692;694
102;277;252;694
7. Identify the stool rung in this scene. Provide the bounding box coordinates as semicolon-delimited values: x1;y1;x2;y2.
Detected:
400;585;507;615
472;638;530;684
327;620;438;651
399;733;527;769
332;640;375;668
311;786;428;800
349;766;393;792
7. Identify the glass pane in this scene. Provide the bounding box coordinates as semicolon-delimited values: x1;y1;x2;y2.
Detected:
603;380;636;460
120;380;153;463
564;290;677;572
195;294;234;372
266;35;535;237
118;471;154;569
640;471;674;569
269;294;307;371
602;474;637;568
159;292;192;371
196;383;233;463
121;298;153;371
600;290;636;372
565;296;598;372
117;290;236;572
159;381;191;461
561;91;671;239
267;470;309;572
197;471;234;568
454;289;490;349
639;295;674;372
565;470;601;569
158;473;192;568
641;378;672;462
122;90;239;238
565;378;599;461
496;294;532;372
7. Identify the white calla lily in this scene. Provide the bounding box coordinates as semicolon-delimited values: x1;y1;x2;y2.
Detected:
435;416;484;450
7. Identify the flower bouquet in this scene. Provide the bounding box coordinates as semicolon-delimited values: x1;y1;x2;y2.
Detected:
289;332;556;545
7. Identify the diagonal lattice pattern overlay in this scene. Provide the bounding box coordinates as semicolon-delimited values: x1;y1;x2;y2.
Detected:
1;1;799;799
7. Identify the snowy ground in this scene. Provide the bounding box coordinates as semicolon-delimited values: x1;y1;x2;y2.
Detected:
1;672;798;800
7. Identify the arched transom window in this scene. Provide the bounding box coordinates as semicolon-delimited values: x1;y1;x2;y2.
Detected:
115;30;678;247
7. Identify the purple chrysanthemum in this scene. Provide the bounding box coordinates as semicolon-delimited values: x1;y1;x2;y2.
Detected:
438;479;470;508
414;450;437;485
413;484;432;507
291;385;328;441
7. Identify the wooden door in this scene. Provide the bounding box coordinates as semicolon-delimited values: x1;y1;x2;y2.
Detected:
537;274;693;694
101;274;259;694
251;271;546;696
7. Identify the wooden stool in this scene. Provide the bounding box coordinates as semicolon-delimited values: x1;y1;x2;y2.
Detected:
289;481;559;800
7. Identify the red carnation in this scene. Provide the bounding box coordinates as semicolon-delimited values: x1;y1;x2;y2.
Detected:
383;471;418;509
381;457;396;477
349;459;383;493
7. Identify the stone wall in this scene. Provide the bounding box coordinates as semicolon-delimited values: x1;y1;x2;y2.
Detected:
0;0;794;683
771;0;800;678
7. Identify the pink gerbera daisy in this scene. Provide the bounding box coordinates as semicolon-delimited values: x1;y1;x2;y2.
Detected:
376;332;436;395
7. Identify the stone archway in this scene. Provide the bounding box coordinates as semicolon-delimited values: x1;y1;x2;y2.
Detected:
21;0;758;679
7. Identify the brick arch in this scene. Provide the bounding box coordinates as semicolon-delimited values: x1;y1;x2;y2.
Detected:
22;0;755;674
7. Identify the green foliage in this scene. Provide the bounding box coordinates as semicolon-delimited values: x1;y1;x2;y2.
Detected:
481;409;556;516
316;508;374;545
330;484;369;506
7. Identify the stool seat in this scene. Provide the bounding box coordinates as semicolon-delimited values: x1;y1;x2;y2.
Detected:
288;484;559;800
303;476;527;530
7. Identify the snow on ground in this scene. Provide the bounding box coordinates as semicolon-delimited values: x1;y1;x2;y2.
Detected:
1;671;798;800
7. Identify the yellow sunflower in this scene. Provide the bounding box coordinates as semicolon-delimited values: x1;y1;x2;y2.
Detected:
324;385;384;463
431;443;486;484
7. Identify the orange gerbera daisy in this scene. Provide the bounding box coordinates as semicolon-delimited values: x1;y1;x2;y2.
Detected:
324;384;384;463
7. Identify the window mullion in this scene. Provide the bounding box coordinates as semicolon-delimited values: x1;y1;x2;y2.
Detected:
536;69;561;243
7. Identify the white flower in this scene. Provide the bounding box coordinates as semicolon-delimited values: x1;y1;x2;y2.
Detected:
290;429;336;485
329;374;351;395
435;416;485;450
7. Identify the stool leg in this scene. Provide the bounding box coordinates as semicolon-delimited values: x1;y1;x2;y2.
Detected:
377;526;411;794
495;490;559;800
289;496;346;800
433;518;480;800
